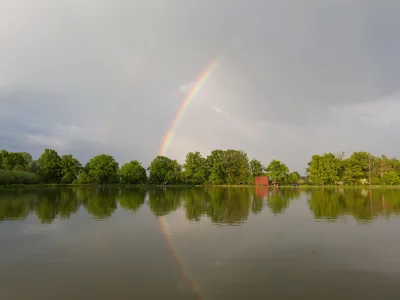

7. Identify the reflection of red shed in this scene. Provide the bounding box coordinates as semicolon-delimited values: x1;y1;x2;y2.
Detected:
255;176;269;186
255;187;269;198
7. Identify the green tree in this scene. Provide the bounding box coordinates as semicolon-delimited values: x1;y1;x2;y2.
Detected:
182;152;208;185
375;155;392;178
87;154;119;185
38;149;62;183
350;152;375;185
206;150;226;184
381;171;400;185
28;160;40;174
266;159;289;185
119;160;147;184
340;157;364;185
223;149;251;185
391;158;400;176
287;172;301;184
0;151;30;171
249;159;265;177
306;153;340;185
60;154;81;184
0;150;7;169
148;156;181;184
76;171;91;184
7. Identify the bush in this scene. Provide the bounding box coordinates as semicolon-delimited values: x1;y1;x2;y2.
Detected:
0;170;41;185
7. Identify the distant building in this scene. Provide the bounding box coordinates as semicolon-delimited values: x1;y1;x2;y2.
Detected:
255;176;269;186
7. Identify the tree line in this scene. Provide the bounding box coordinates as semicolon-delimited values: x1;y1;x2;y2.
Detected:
1;148;399;186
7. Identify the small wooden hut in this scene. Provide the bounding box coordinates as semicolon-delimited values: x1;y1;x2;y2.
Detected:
255;176;269;186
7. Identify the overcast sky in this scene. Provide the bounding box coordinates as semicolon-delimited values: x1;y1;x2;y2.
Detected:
1;0;399;173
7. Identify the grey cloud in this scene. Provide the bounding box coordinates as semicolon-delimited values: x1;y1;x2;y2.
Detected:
1;0;399;171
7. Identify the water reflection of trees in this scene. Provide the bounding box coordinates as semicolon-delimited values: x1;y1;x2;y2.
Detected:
0;188;121;223
266;188;300;215
81;188;118;220
308;188;400;222
0;190;35;221
117;187;146;212
153;187;299;224
206;187;251;225
3;187;399;225
147;187;182;216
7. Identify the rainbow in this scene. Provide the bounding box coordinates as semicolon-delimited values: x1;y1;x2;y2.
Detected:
158;56;223;156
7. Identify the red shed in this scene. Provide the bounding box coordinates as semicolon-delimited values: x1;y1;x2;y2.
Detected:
255;176;269;186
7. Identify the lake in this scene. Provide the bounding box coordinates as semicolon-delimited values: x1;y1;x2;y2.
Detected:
1;187;400;299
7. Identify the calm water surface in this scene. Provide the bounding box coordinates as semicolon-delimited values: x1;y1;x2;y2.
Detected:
1;187;400;299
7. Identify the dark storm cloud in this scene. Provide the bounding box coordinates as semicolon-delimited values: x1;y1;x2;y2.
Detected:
1;0;399;171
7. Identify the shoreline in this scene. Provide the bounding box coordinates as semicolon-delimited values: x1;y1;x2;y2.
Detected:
1;184;400;190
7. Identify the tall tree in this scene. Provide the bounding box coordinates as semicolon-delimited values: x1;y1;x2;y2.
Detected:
119;160;147;184
148;156;181;184
266;159;289;184
183;152;208;185
38;149;62;183
206;150;226;184
340;157;364;185
223;150;251;185
306;153;340;185
375;155;392;178
249;159;265;177
87;154;119;185
350;152;375;185
60;154;81;184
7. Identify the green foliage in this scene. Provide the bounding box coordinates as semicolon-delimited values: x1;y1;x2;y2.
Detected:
0;150;32;171
75;171;91;184
119;160;147;184
206;150;226;185
38;149;62;183
266;159;289;184
340;157;364;185
2;146;400;187
286;172;301;184
0;170;41;185
390;158;400;176
307;153;340;185
381;171;400;185
87;154;119;185
349;152;375;184
149;156;181;184
223;150;251;185
249;159;265;177
206;150;251;185
182;152;208;185
60;154;81;184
